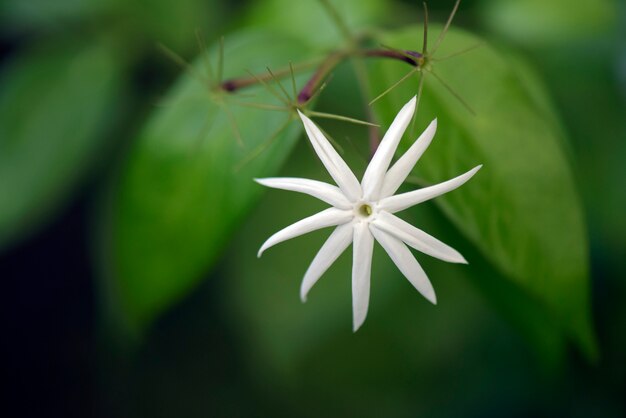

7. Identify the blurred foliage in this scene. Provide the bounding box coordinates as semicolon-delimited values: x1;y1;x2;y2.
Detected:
368;26;596;359
0;38;124;250
0;0;228;250
481;0;618;45
118;0;224;51
240;0;392;47
0;0;225;52
483;0;626;257
100;31;316;336
0;0;112;30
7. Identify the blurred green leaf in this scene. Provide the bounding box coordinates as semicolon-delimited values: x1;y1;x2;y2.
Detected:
242;0;391;47
368;26;596;358
527;43;626;256
481;0;617;46
118;0;225;52
1;0;223;53
102;30;315;336
0;0;112;30
457;234;568;370
0;39;124;250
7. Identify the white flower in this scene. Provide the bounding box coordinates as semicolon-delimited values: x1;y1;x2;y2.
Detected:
256;96;482;331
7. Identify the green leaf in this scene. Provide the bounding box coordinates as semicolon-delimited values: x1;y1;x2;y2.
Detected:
102;30;314;336
0;39;124;250
0;0;113;31
1;0;224;53
454;229;568;370
367;26;596;358
481;0;618;46
241;0;392;47
116;0;226;52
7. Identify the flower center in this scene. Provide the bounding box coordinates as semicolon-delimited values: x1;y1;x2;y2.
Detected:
358;204;373;218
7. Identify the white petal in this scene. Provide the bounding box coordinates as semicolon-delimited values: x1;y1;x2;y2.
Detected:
361;96;416;201
298;110;362;201
379;118;437;198
372;211;466;264
300;223;353;302
258;208;352;257
369;226;436;304
379;165;482;213
352;221;374;332
255;177;352;209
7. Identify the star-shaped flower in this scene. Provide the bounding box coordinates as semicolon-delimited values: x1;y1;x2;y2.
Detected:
256;96;481;331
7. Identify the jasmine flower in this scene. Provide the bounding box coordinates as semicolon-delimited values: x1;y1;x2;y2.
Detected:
256;97;481;331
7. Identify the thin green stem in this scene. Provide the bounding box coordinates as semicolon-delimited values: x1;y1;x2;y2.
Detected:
307;110;379;127
245;70;290;106
369;67;419;106
409;71;425;137
217;36;225;84
231;102;289;111
431;0;461;55
422;2;429;54
289;62;298;98
219;101;244;147
195;30;215;82
158;43;209;87
405;175;429;188
266;67;293;102
234;118;292;171
306;79;331;105
433;43;482;61
429;70;475;115
317;125;345;155
318;0;353;42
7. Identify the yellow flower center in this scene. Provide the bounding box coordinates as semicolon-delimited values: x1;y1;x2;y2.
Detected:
358;204;373;217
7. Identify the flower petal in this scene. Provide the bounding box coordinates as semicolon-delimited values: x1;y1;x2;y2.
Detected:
379;165;482;213
255;177;352;209
298;110;362;201
258;208;352;257
379;118;437;198
300;223;353;302
361;96;416;201
369;226;436;304
372;211;466;264
352;221;374;332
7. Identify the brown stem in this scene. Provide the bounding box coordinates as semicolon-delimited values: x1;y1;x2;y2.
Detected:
221;60;319;92
220;48;422;96
297;51;346;104
361;49;421;66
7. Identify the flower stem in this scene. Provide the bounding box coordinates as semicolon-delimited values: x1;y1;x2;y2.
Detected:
297;51;347;104
317;0;353;42
220;48;421;98
361;49;421;66
219;46;423;158
349;57;379;158
221;59;320;92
